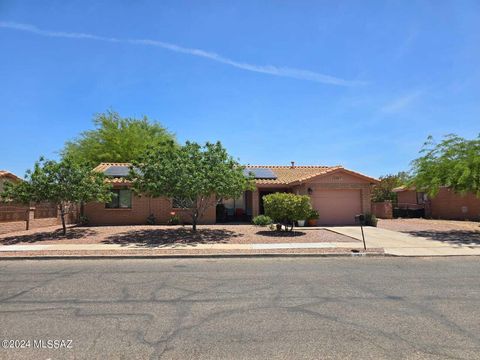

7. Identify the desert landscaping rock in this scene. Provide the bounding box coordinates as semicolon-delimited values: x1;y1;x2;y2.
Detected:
0;224;354;246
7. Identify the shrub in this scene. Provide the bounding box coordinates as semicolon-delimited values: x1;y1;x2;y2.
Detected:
364;213;378;227
252;215;273;226
263;193;312;231
78;215;89;226
307;209;319;220
146;213;156;225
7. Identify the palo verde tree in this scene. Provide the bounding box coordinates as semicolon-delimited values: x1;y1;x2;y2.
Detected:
263;193;312;232
410;134;480;197
131;141;255;232
0;158;112;235
62;110;176;167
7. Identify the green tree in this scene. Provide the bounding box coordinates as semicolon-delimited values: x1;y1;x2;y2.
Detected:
131;141;255;232
62;110;176;167
410;134;480;197
372;172;410;202
263;193;312;231
0;158;112;235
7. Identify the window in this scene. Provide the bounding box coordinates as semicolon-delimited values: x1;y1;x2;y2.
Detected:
106;189;132;209
172;197;196;209
416;192;427;205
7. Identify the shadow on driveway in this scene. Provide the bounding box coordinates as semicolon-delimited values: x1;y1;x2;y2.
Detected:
0;228;98;245
404;230;480;245
102;228;243;247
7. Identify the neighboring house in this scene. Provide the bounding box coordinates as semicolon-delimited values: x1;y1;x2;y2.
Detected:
0;170;21;193
84;162;378;226
393;186;480;221
392;186;427;210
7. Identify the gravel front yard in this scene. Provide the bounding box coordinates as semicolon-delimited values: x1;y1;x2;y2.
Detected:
378;218;480;245
0;224;355;246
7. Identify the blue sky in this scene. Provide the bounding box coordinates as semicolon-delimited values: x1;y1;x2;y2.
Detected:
1;1;479;178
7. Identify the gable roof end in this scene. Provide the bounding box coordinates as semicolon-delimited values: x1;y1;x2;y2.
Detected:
0;170;21;182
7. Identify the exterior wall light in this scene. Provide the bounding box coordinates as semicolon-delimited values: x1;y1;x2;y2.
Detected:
307;187;313;195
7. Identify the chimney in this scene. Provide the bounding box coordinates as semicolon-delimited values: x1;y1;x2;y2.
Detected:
291;161;295;168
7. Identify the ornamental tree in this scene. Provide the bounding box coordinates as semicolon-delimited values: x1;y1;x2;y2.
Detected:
131;141;255;232
0;158;112;235
410;134;480;197
61;110;176;167
263;193;312;231
372;172;410;202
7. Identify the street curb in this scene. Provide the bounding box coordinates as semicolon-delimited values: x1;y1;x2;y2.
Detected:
0;252;386;260
384;254;480;258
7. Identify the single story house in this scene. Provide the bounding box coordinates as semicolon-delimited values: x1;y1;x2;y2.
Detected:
393;186;480;221
84;162;379;226
0;170;21;193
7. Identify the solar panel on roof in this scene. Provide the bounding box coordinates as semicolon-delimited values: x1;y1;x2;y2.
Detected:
103;166;131;177
244;168;277;179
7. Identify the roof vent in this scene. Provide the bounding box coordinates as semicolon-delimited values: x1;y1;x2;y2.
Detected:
291;161;295;168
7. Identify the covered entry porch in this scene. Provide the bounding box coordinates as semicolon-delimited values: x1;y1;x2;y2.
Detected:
216;187;292;223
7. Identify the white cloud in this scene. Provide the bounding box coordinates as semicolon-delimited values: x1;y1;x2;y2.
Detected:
381;90;423;113
0;21;365;86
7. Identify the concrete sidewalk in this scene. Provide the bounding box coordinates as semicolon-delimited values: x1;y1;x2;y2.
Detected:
325;226;480;256
0;241;362;252
0;241;383;258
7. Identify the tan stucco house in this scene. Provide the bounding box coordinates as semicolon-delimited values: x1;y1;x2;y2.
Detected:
84;162;379;226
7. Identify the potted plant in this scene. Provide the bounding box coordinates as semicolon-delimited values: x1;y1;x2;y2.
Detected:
307;209;319;226
297;219;306;227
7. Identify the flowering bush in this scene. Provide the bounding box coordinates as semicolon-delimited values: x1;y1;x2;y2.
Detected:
168;211;180;225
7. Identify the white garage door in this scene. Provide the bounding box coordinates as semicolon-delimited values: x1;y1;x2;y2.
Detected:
312;189;362;225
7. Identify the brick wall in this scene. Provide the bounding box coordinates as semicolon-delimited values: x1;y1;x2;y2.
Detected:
84;194;216;226
397;190;419;207
430;188;480;220
371;201;393;219
0;205;78;235
0;203;28;222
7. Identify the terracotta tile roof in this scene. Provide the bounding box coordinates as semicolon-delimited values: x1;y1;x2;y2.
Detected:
94;163;378;186
392;185;416;192
245;165;343;185
0;170;21;182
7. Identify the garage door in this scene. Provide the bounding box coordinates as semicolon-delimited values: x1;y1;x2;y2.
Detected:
311;189;361;225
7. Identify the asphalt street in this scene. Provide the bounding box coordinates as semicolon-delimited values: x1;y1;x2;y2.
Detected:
0;257;479;359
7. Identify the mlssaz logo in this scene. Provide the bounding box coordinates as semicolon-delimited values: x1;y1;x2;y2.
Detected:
33;339;73;349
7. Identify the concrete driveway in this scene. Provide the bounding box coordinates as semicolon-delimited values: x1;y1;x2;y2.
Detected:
325;226;480;256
